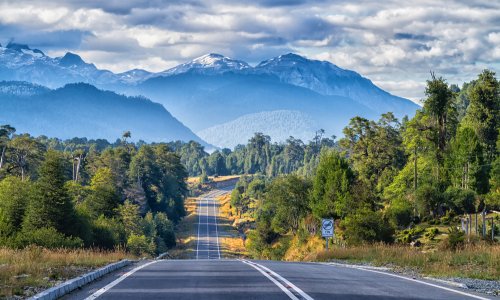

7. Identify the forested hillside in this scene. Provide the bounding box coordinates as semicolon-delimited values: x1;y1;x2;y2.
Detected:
0;70;497;260
0;81;208;146
0;132;187;255
228;70;499;259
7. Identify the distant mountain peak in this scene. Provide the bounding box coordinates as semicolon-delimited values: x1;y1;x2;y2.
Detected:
5;42;45;56
161;53;250;76
59;52;86;67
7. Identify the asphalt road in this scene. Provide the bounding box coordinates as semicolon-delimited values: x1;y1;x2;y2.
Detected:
195;188;232;259
62;189;494;300
65;259;493;300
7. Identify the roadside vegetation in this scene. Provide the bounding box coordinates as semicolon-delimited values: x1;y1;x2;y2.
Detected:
313;243;499;280
226;71;499;278
0;132;185;255
0;246;132;298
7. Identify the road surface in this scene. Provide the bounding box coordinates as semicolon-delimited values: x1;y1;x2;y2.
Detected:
195;188;231;259
63;189;494;300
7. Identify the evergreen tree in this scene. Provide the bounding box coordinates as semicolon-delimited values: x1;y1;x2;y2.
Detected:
23;150;78;236
310;151;354;219
0;176;30;236
464;70;499;162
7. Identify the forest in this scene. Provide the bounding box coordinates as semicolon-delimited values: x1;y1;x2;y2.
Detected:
0;132;186;255
229;70;499;259
0;70;498;258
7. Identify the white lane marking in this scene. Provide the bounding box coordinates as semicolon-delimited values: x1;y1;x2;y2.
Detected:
213;196;221;259
196;198;202;260
84;261;158;300
206;198;210;259
240;260;300;300
254;262;314;300
323;263;490;300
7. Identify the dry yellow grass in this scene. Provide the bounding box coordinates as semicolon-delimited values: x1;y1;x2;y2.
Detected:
307;243;500;280
0;246;132;298
187;175;241;184
217;194;248;258
170;197;198;259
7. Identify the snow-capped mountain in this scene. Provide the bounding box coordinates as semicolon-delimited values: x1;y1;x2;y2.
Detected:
0;43;420;148
159;53;250;76
0;43;118;88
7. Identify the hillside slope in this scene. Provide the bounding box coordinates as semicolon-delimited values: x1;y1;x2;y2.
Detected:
0;81;208;145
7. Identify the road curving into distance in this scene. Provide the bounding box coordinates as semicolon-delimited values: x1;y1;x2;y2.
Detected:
62;189;494;300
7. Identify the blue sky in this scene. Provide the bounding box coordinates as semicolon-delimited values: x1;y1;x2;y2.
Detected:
0;0;499;102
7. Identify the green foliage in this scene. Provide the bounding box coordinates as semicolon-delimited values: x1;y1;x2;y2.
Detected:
92;216;125;249
154;212;176;248
311;151;354;219
444;187;476;214
341;208;394;245
265;175;311;234
84;167;120;217
15;227;83;249
126;234;150;256
0;176;30;236
447;126;488;194
340;113;405;197
463;70;499;161
444;227;465;251
387;197;413;228
23;150;78;237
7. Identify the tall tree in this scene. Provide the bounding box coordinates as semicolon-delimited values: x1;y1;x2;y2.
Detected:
0;125;15;170
464;70;499;162
84;167;120;217
23;150;77;236
7;135;44;181
0;176;30;236
310;151;354;219
423;73;455;174
447;126;487;193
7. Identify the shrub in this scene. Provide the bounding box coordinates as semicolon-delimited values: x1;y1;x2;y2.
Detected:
387;197;413;228
424;227;439;240
127;234;150;256
15;227;83;249
341;208;394;245
443;227;465;251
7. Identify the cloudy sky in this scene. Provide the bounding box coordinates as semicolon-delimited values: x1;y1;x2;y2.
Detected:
1;0;499;102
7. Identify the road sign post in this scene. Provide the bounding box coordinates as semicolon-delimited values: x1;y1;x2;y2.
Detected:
321;219;334;250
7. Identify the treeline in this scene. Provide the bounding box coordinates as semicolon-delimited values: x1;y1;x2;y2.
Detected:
0;131;187;255
172;132;336;177
236;70;499;259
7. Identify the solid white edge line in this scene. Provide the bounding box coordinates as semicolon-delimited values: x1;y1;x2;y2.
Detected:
240;260;299;300
255;263;314;300
84;261;158;300
322;263;490;300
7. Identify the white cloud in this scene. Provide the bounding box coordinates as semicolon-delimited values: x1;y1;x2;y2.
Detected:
0;0;499;100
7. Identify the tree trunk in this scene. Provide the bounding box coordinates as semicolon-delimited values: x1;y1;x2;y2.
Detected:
0;146;5;169
413;146;417;192
75;156;82;182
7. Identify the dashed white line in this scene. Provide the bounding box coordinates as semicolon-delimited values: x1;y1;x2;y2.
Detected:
196;198;201;260
206;198;209;259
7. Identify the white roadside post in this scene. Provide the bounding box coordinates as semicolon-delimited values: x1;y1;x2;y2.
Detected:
321;218;334;250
